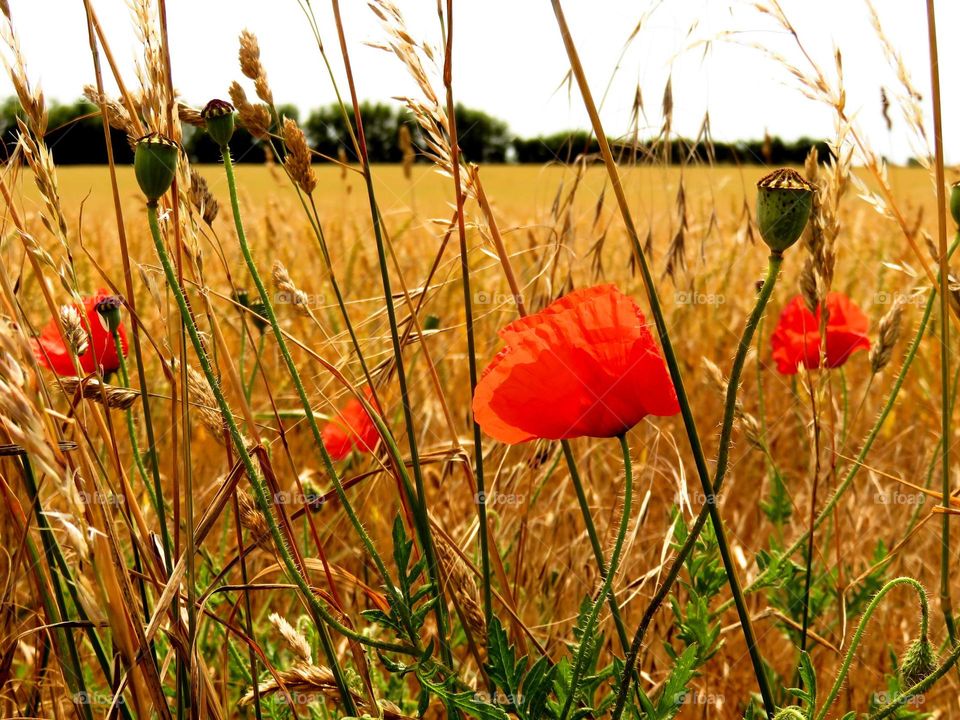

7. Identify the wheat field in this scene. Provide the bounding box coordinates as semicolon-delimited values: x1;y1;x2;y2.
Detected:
2;1;960;719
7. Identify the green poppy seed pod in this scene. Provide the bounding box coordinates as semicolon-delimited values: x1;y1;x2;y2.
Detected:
772;709;805;720
249;301;268;334
95;296;123;334
134;134;178;203
950;181;960;226
202;99;235;148
901;636;937;687
756;168;815;255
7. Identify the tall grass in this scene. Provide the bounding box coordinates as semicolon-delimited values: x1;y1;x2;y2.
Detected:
0;1;959;719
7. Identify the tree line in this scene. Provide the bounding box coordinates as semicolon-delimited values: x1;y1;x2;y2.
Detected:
0;96;831;166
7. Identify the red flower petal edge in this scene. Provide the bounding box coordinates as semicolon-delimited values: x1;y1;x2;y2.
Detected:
321;387;382;460
770;292;870;375
472;284;680;444
31;288;128;376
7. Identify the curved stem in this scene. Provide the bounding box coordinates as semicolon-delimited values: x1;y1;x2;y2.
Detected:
559;433;633;720
612;254;783;719
815;577;929;720
146;202;359;714
549;5;775;714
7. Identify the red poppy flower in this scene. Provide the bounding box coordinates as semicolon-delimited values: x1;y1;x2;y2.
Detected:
31;289;128;376
321;387;381;460
472;284;680;444
770;292;871;375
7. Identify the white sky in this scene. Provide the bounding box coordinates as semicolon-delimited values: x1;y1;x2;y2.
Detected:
2;0;959;163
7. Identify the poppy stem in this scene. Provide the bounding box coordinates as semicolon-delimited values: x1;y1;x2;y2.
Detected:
611;255;783;719
145;201;361;715
815;577;929;720
550;3;777;714
722;233;960;613
215;145;420;643
559;433;633;720
561;441;643;680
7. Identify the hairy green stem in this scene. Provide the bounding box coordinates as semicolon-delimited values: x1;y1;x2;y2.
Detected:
559;433;633;720
146;201;360;714
815;577;929;720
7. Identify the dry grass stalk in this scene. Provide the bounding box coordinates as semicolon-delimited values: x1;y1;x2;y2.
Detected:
59;378;140;411
83;85;137;145
236;489;269;543
433;526;486;649
58;304;88;358
239;663;409;718
177;359;227;441
368;0;471;195
282;117;317;195
399;123;414;179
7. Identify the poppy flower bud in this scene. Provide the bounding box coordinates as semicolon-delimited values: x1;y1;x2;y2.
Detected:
951;181;960;226
134;134;178;203
95;296;123;334
772;709;804;720
202;99;236;148
900;636;937;686
756;168;815;255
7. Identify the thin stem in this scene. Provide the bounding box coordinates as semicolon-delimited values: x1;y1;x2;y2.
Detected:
442;0;492;634
549;3;775;715
815;577;929;720
328;0;456;674
559;433;633;720
925;0;957;646
145;201;360;714
217;147;417;642
561;442;639;660
728;232;960;612
612;254;783;719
